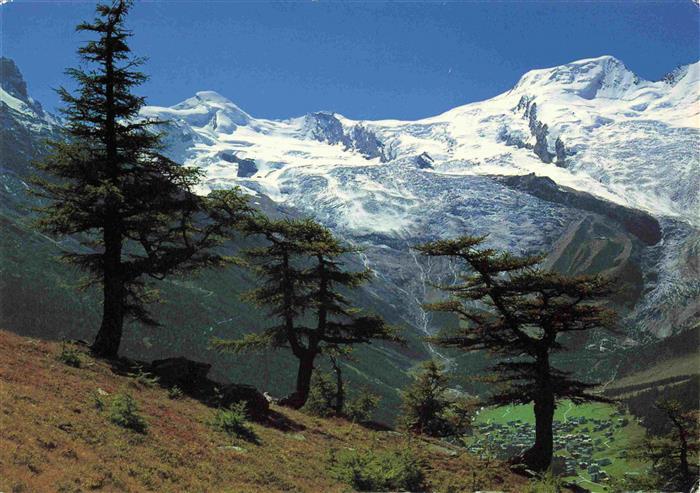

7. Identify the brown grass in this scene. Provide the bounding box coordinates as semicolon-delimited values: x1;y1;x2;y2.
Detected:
0;330;525;492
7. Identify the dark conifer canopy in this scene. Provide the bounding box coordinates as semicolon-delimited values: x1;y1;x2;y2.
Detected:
32;0;251;356
416;235;617;470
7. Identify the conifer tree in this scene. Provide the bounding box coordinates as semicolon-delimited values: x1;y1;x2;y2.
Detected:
400;360;453;436
214;216;401;408
33;0;250;358
399;360;474;437
632;400;699;492
415;235;615;471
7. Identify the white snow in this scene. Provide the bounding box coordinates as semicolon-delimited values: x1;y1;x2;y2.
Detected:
0;85;32;115
142;56;700;231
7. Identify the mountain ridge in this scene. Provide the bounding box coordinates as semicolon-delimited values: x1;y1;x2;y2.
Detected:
1;56;698;399
141;55;699;229
136;55;700;341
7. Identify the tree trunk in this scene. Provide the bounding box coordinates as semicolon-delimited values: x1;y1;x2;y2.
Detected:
295;353;315;406
280;353;316;409
331;357;344;415
521;351;555;472
522;391;555;472
92;22;124;359
91;228;124;358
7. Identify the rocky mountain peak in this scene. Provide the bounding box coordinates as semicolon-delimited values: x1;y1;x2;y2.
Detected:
0;57;29;102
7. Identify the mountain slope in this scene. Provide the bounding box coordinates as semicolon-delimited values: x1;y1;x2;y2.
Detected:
1;55;697;417
0;58;426;423
141;55;699;341
0;330;526;493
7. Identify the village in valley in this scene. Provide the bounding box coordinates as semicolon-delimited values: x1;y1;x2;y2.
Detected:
466;402;646;490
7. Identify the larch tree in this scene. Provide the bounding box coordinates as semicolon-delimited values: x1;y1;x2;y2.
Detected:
415;235;616;471
634;399;699;492
33;0;250;358
214;216;401;408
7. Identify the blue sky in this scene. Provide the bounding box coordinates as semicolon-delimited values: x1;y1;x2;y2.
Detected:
2;1;698;120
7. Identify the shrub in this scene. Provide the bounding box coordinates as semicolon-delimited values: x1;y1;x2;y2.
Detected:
108;392;147;433
303;372;380;423
167;386;183;400
329;447;425;492
345;388;380;423
128;366;159;388
211;402;257;442
442;396;477;437
303;372;337;417
400;360;471;437
57;343;82;368
526;471;564;493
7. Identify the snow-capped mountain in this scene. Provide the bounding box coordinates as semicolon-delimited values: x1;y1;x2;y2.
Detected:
1;57;59;172
143;56;699;228
141;56;699;342
0;57;57;133
1;54;697;351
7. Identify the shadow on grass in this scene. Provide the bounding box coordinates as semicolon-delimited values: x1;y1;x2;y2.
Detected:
235;426;261;445
103;355;306;433
266;409;307;432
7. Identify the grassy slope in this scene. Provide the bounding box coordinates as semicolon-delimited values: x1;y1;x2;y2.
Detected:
605;352;698;393
0;330;526;493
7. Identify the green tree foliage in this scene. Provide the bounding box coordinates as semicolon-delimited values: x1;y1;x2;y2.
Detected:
345;388;381;424
56;342;82;368
210;402;258;443
329;447;426;492
303;366;380;423
213;216;401;408
108;392;147;433
303;371;338;418
415;235;615;471
399;360;474;437
622;399;699;492
525;471;565;493
32;0;250;358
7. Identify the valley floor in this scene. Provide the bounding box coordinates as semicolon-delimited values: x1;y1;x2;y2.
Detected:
0;330;525;493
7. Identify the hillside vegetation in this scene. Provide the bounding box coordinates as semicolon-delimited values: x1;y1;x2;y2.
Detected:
0;330;526;493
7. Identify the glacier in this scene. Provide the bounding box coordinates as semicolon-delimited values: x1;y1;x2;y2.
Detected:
139;55;699;342
2;54;697;348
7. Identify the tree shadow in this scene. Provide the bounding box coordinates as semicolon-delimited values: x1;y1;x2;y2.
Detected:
265;409;307;432
104;355;307;432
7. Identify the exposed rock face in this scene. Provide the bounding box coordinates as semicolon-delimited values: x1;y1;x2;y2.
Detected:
304;112;389;161
0;58;29;101
0;58;58;175
497;125;530;149
415;152;434;169
525;102;555;164
554;137;567;167
278;392;306;410
349;124;387;161
545;214;644;315
497;173;662;245
306;112;348;146
513;96;564;164
236;159;258;177
219;152;258;177
148;357;270;420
